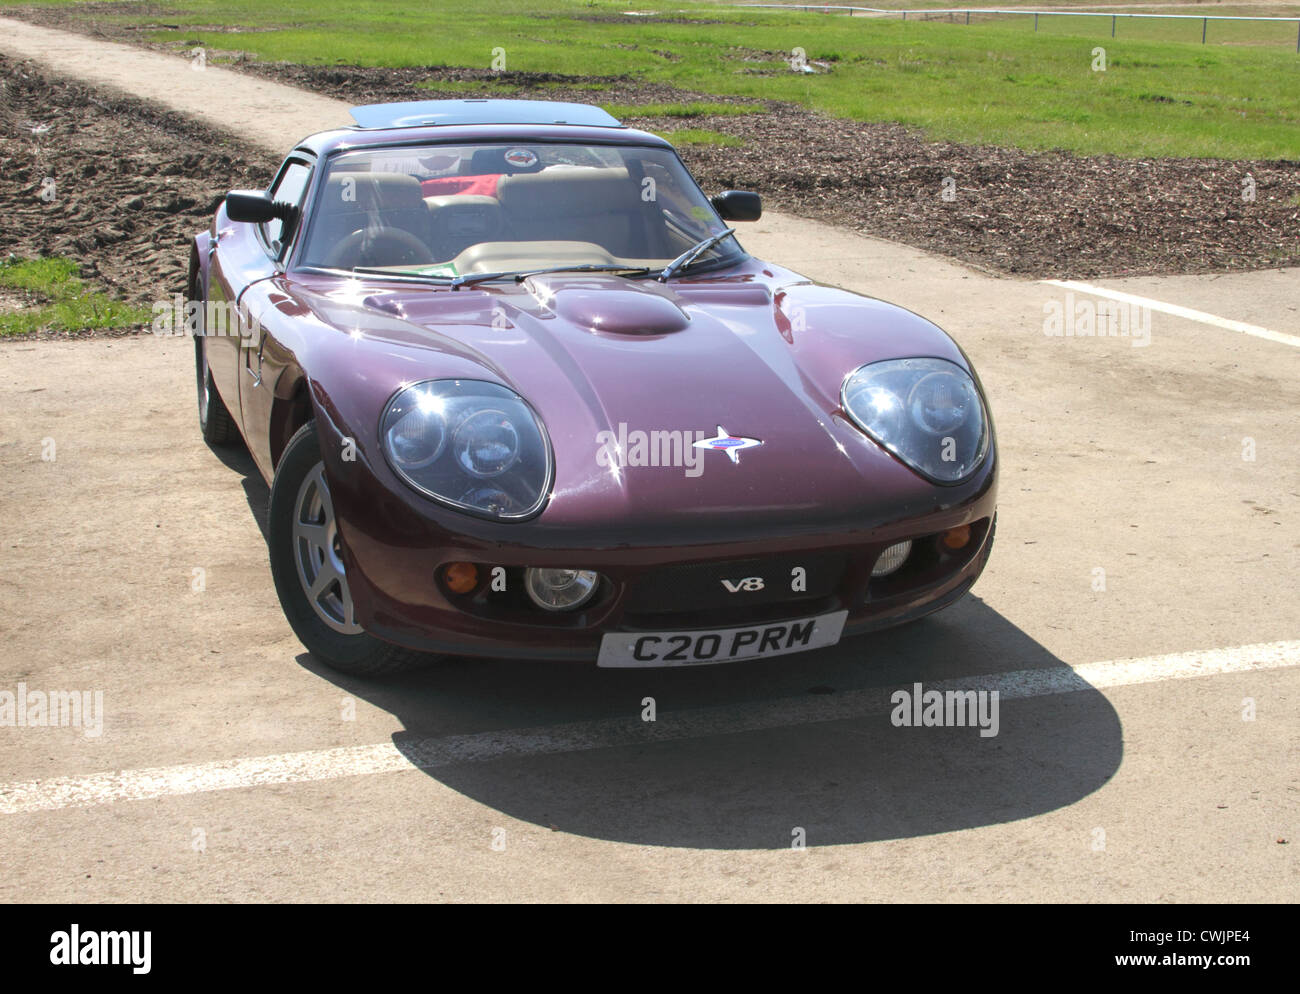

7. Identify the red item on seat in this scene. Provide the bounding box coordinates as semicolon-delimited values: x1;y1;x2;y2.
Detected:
421;174;502;198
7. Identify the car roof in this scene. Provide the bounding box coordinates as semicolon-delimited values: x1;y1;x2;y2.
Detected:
350;99;624;130
289;100;670;158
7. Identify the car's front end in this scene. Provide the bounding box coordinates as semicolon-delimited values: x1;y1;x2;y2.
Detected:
289;256;997;668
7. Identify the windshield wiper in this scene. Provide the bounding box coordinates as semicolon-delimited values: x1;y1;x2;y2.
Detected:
349;267;454;284
449;269;516;290
659;229;736;282
451;264;653;290
517;264;653;282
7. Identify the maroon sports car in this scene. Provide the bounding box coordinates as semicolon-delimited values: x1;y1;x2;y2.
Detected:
190;99;997;675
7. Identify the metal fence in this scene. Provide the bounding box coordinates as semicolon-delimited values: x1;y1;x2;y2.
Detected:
731;5;1300;51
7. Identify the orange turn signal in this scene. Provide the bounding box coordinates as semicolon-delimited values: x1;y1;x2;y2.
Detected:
942;525;971;550
442;561;479;594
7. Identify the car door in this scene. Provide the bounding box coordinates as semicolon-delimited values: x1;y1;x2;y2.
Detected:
236;157;315;478
206;155;313;447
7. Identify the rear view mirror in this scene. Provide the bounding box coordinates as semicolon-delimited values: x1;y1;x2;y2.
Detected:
225;190;295;225
710;190;762;222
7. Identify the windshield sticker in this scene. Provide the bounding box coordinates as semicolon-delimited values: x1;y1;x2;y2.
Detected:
503;147;539;169
418;263;459;278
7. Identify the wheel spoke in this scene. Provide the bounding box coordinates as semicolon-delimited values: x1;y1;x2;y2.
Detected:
295;521;329;550
339;577;356;629
309;559;339;600
312;468;335;521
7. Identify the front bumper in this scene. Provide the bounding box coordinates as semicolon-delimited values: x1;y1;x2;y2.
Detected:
338;473;998;662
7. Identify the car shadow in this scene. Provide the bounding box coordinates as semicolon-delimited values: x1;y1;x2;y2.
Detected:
206;438;271;541
296;594;1122;850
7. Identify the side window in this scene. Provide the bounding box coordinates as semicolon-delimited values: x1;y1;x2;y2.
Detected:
262;160;312;256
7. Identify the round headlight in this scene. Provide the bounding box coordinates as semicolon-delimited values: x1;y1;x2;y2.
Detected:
386;404;446;470
908;371;976;436
843;358;988;484
525;568;599;612
453;409;519;478
380;380;552;520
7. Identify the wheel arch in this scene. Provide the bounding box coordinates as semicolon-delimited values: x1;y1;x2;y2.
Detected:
269;367;314;470
189;233;210;297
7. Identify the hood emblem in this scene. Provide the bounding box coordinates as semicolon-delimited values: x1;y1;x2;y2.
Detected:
693;425;762;464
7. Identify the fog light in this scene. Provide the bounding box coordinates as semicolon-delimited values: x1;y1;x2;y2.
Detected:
442;561;479;594
871;540;912;578
942;525;971;550
525;567;599;612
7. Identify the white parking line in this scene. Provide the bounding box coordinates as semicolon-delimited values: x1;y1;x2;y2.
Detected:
1;639;1296;815
1042;279;1300;349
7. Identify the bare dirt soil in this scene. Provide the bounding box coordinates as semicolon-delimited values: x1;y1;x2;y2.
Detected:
0;53;275;337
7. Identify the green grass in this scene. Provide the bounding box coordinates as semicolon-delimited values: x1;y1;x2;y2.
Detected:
0;257;149;337
4;0;1299;158
415;78;613;95
601;101;766;118
970;10;1300;47
657;127;746;147
691;0;1300;8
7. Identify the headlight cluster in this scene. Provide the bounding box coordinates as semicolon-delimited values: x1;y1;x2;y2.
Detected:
381;379;552;519
842;358;988;484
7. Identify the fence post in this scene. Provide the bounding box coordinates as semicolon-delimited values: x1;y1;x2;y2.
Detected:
966;11;970;25
1111;15;1116;38
1202;18;1207;44
1034;13;1039;31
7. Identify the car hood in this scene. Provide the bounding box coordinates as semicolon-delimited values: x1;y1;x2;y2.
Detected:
286;266;989;532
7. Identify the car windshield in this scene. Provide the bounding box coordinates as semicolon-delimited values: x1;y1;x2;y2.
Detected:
296;142;744;280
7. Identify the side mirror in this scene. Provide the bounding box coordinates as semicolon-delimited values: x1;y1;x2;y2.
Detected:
711;190;762;222
225;190;295;225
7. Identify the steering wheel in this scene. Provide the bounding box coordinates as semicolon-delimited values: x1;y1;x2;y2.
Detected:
324;227;433;269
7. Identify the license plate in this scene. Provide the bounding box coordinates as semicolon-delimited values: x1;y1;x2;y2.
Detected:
597;610;848;668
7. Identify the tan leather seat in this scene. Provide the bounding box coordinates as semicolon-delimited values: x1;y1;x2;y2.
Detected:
454;240;617;274
424;194;506;260
495;167;650;258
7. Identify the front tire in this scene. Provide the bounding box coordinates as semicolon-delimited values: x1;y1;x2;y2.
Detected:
268;422;430;676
